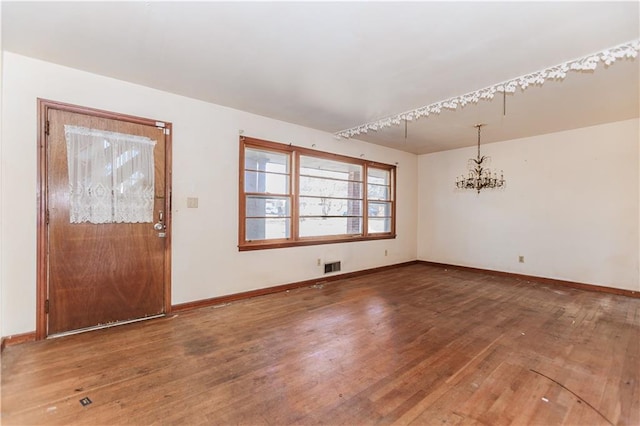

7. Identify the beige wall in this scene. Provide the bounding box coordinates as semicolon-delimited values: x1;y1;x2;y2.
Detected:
417;119;640;291
0;52;418;336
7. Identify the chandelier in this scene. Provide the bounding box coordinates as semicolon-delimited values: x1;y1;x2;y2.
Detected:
455;124;505;193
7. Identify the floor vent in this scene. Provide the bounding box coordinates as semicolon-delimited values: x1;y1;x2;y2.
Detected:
324;261;341;274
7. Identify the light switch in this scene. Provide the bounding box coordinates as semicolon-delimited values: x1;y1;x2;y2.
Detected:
187;197;199;208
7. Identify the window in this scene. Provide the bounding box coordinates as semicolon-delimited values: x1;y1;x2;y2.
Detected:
240;137;396;250
243;146;291;241
64;125;157;224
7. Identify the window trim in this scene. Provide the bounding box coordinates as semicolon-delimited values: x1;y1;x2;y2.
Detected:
239;136;396;251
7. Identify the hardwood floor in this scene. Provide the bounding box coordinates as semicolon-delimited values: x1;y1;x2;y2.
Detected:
2;263;639;425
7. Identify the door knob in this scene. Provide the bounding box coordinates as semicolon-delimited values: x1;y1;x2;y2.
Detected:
154;210;165;231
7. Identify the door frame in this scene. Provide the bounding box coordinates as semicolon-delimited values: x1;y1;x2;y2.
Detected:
36;99;173;339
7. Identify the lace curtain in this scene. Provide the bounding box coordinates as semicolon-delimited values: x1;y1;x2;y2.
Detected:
64;125;157;224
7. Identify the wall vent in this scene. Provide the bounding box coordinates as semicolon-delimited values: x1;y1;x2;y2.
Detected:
324;261;341;274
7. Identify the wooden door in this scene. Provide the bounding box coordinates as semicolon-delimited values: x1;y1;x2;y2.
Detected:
44;105;170;336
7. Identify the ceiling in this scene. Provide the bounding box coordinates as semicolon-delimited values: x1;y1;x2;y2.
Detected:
2;1;639;154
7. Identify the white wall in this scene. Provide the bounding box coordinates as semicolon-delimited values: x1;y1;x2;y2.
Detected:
417;119;640;291
3;50;637;338
0;52;418;336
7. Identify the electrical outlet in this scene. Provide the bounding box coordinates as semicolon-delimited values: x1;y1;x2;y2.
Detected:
519;255;525;263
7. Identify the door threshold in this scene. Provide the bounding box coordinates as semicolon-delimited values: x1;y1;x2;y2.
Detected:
48;314;165;339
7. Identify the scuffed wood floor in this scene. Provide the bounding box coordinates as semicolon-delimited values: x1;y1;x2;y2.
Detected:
2;263;639;425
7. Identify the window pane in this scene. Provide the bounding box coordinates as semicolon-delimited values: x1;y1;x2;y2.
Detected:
300;156;362;180
368;167;390;184
368;168;391;202
300;176;362;198
246;218;291;240
246;196;290;217
300;217;361;237
367;184;389;201
299;197;361;217
368;217;391;233
245;171;289;194
245;148;289;173
368;201;391;217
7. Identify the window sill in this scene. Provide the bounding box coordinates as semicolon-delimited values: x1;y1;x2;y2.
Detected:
238;234;397;251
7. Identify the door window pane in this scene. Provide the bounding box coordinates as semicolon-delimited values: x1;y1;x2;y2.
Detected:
64;125;156;224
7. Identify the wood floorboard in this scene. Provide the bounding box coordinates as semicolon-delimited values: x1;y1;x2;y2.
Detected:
2;263;639;425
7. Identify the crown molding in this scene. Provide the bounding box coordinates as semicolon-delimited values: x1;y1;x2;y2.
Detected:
335;39;640;139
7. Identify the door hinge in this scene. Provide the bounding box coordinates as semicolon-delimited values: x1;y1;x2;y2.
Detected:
164;128;170;135
45;299;50;314
46;209;50;224
44;120;50;136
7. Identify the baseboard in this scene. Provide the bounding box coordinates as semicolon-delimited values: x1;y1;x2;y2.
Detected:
1;262;418;347
418;260;639;298
172;260;419;312
1;331;36;351
5;260;634;348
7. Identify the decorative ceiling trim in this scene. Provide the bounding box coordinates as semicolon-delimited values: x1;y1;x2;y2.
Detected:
335;39;640;139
